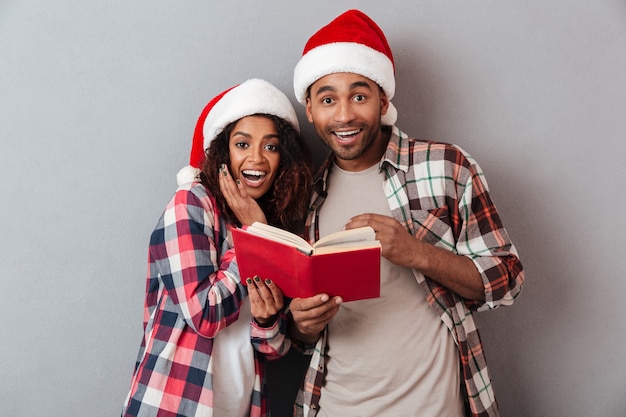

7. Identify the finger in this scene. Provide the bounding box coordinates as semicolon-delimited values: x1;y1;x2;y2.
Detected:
219;167;239;200
345;215;380;231
344;218;370;230
219;178;234;206
349;213;400;227
348;213;382;223
235;177;250;199
249;277;283;317
220;165;246;199
291;296;342;324
251;276;273;303
247;278;275;320
297;303;339;324
263;279;284;308
289;294;331;312
246;277;262;304
292;303;340;335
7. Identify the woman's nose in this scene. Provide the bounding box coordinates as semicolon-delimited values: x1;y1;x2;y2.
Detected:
247;145;263;162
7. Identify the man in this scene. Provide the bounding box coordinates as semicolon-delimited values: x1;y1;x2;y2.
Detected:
288;9;525;417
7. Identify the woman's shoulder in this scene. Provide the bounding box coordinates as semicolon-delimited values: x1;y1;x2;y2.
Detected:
170;181;217;211
176;181;210;196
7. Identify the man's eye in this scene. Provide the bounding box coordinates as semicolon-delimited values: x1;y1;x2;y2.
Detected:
322;97;333;104
354;94;365;102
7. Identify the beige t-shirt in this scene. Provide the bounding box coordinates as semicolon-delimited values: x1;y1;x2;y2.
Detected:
316;163;463;417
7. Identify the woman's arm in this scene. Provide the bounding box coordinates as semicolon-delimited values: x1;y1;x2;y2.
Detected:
151;185;248;338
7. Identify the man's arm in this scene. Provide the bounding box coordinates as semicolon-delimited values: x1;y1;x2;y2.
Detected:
346;213;485;301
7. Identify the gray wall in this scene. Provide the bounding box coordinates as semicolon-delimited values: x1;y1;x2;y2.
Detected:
1;1;625;416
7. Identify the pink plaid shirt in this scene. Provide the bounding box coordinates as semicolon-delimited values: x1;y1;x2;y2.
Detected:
122;182;289;417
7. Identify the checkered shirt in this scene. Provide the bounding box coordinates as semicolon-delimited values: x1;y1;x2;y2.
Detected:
122;182;289;417
294;127;525;417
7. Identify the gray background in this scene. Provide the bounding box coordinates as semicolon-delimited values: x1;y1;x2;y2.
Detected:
1;1;625;416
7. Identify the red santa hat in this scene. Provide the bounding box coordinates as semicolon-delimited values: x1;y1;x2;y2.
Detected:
176;78;300;186
293;9;397;126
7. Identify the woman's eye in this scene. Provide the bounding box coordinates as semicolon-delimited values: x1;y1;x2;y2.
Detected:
264;144;279;152
235;142;249;149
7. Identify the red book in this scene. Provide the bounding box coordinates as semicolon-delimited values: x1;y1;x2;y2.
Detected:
232;222;381;302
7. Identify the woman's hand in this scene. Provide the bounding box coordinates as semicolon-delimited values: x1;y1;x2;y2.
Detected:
247;276;284;327
218;164;267;225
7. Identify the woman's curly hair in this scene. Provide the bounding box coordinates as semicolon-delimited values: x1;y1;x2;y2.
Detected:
199;114;312;233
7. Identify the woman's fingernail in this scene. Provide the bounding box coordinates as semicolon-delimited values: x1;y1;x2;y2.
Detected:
246;278;253;285
254;276;261;283
235;179;241;185
265;278;272;285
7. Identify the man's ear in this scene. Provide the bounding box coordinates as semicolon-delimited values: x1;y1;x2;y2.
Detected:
305;97;314;123
380;90;390;116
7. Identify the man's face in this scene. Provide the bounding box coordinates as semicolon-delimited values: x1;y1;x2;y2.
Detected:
305;72;389;172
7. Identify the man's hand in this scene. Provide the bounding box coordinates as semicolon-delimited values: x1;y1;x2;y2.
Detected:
289;294;342;344
247;276;284;327
346;213;417;268
218;164;267;226
347;213;485;301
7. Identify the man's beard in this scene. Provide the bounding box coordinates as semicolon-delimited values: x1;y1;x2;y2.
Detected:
315;117;382;161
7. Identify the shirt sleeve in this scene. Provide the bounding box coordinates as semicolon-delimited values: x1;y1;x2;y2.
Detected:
148;185;248;338
250;311;290;360
455;155;525;311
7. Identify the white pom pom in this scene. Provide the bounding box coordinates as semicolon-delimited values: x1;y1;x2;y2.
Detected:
381;102;397;126
176;166;200;186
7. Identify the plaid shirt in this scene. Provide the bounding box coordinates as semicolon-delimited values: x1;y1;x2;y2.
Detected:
295;127;524;417
122;182;289;417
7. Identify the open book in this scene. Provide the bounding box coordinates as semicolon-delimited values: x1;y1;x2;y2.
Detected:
232;222;381;302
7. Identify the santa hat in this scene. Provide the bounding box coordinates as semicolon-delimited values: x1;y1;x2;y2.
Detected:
176;78;300;186
293;9;397;126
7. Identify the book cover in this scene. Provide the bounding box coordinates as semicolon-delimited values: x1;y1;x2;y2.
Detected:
231;225;381;302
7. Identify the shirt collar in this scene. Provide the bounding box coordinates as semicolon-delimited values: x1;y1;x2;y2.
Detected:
313;125;410;196
381;125;411;173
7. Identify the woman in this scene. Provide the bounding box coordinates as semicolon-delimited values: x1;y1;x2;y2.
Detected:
122;79;312;417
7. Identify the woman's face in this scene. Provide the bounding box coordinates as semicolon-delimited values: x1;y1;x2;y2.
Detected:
228;115;281;200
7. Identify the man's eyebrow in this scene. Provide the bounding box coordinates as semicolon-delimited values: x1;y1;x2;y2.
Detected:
349;81;373;90
312;81;374;97
312;85;336;96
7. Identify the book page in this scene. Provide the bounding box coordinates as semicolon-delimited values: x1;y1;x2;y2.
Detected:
245;222;313;253
313;226;376;249
313;240;381;255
